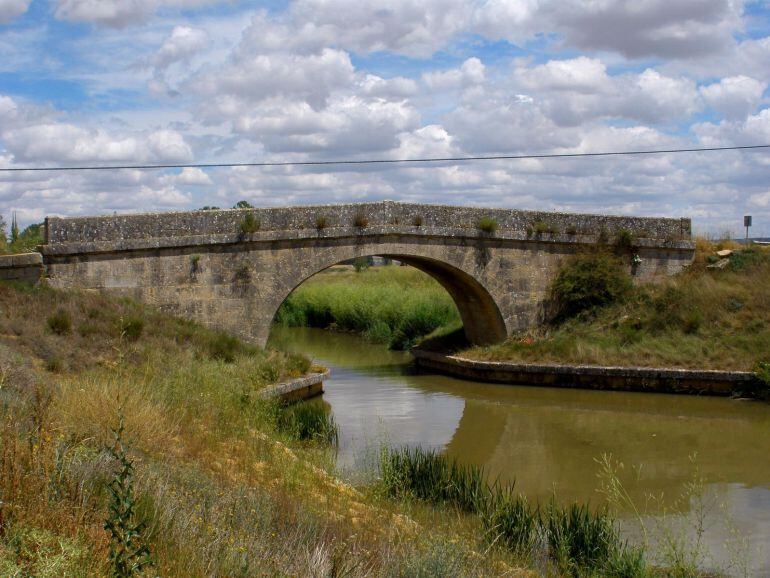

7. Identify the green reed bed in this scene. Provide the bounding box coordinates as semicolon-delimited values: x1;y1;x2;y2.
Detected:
379;446;646;576
277;401;339;445
275;266;460;349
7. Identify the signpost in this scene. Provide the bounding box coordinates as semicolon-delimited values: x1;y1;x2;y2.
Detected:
744;215;752;243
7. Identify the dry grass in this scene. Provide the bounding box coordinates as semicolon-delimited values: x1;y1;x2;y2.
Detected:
0;281;529;576
465;241;770;371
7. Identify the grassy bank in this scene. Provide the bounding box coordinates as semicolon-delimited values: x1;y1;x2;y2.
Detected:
0;281;528;576
275;265;461;349
462;241;770;373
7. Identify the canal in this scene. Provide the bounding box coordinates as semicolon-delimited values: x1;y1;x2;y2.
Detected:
269;326;770;575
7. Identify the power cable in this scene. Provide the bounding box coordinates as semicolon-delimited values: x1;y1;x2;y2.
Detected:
0;144;768;172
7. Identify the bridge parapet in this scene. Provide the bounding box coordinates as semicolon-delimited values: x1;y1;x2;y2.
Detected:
44;201;691;252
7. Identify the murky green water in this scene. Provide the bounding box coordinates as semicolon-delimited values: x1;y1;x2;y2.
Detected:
269;326;770;575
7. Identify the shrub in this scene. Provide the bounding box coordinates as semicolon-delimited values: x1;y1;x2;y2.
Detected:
353;256;371;272
566;225;578;236
315;215;329;230
117;316;144;341
477;217;498;234
615;229;635;250
550;253;632;321
47;309;72;335
239;213;261;235
353;213;369;228
277;402;338;444
204;332;250;362
413;215;424;227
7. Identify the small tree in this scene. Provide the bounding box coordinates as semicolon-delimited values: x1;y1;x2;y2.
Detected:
105;416;152;578
233;200;254;209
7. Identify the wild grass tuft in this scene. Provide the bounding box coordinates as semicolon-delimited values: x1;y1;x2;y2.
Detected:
477;217;498;234
353;213;369;228
47;309;72;335
315;215;329;230
277;401;338;444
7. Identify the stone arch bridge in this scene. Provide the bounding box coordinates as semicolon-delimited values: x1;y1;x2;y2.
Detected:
40;201;694;346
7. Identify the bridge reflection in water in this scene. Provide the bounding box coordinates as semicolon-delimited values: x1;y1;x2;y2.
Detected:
269;326;770;574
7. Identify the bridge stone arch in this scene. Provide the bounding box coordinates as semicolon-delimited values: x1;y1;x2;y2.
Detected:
266;245;508;346
40;201;695;348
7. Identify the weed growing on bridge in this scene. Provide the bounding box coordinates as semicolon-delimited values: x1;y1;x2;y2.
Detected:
353;213;369;228
315;215;329;230
529;221;558;237
412;215;423;227
477;217;498;234
239;212;261;236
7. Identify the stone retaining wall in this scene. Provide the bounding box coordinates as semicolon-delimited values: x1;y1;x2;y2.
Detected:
258;370;329;403
412;349;758;396
0;253;44;284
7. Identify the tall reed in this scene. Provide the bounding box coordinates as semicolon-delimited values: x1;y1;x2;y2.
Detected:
379;446;645;575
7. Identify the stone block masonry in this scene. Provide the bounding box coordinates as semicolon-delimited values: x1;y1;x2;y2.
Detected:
40;201;695;347
0;253;44;284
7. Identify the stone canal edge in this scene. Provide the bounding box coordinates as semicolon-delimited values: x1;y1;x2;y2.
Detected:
411;348;760;397
259;369;329;403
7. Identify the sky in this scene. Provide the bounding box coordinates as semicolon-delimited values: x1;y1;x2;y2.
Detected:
0;0;769;235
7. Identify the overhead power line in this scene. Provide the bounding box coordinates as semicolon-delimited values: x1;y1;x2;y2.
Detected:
0;143;769;173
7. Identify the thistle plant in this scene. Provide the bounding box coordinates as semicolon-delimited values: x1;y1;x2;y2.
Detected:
105;415;152;578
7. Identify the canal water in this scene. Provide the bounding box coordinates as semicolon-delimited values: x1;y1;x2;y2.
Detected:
269;326;770;575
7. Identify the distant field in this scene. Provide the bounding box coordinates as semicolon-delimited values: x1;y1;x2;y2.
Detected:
274;264;461;349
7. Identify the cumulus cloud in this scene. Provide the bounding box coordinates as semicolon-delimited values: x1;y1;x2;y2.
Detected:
540;0;743;60
53;0;221;28
511;58;700;126
700;75;767;120
423;58;485;91
0;0;30;24
154;26;208;70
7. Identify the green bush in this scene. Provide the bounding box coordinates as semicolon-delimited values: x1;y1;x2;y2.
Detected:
47;309;72;335
239;213;261;235
117;316;144;341
315;215;329;230
477;217;498;234
550;253;632;321
615;229;635;250
353;213;369;228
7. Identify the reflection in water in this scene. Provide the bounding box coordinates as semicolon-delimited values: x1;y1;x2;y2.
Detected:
269;326;770;574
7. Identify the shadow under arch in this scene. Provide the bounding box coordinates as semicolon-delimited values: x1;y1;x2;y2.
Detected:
268;252;507;346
